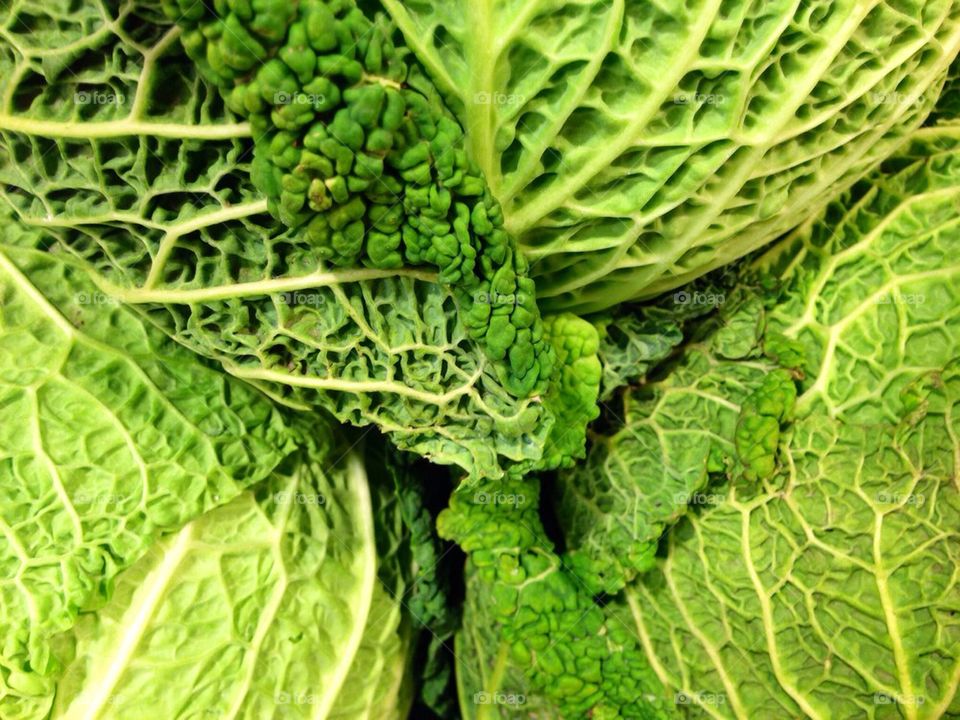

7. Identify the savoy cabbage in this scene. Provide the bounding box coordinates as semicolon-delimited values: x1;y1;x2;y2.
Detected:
1;0;959;718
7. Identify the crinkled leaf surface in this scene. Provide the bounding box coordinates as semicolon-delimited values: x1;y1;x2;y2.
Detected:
536;313;602;471
439;477;669;719
595;313;683;401
557;332;775;596
627;409;960;719
453;561;565;720
159;0;558;407
383;0;960;312
51;439;414;720
0;0;560;479
367;446;460;718
619;128;960;718
927;59;960;125
0;243;294;712
757;127;960;424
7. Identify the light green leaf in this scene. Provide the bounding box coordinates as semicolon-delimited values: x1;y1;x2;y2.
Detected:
616;127;960;718
557;336;774;595
756;127;960;423
384;0;960;312
537;313;602;471
0;243;295;711
439;477;669;719
0;0;564;478
51;438;414;720
627;404;960;719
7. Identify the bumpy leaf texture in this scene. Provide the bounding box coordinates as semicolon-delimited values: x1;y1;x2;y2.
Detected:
0;0;592;478
594;312;684;401
50;439;417;720
371;446;460;718
161;0;556;403
614;128;960;717
383;0;960;312
558;305;777;596
444;124;960;719
439;477;669;720
626;409;960;719
1;234;439;720
927;58;960;125
0;239;295;716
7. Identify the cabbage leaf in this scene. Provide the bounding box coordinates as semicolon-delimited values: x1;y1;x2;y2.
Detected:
384;0;960;312
0;0;586;478
0;241;295;715
609;127;960;717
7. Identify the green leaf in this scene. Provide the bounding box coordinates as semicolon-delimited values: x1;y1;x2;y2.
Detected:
0;0;569;479
439;477;669;720
557;337;773;595
383;0;960;312
537;314;602;471
594;313;682;401
756;127;960;423
160;0;557;403
627;405;960;719
734;368;796;482
370;446;460;718
0;243;295;710
50;437;416;720
926;58;960;126
615;127;960;717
